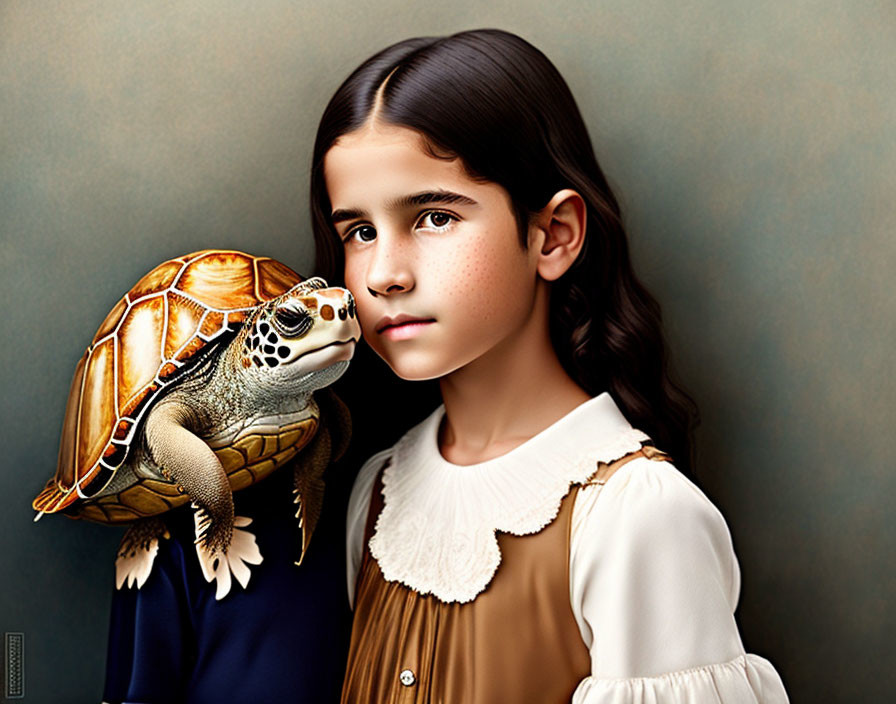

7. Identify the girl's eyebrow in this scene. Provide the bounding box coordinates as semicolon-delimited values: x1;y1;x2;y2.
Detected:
330;190;479;224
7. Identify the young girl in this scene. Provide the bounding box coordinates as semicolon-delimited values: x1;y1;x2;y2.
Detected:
311;29;789;703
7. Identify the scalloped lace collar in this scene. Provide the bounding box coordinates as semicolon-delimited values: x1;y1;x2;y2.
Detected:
368;392;650;603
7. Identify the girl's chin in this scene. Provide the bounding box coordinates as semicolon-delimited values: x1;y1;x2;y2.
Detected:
387;362;450;382
375;350;460;382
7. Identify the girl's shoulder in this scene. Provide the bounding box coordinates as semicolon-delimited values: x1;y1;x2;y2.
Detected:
580;451;728;529
347;402;439;516
347;446;394;522
345;445;395;606
571;453;741;607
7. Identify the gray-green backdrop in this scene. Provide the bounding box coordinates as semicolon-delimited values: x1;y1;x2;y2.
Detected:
2;1;893;702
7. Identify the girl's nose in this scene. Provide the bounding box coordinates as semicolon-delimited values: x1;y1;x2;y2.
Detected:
365;234;414;297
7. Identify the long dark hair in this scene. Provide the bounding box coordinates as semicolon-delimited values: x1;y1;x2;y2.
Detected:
310;29;700;478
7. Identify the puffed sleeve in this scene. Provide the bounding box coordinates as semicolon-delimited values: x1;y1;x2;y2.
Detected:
346;448;393;608
568;456;789;703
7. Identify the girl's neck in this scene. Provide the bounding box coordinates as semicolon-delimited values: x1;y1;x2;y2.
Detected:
436;291;591;466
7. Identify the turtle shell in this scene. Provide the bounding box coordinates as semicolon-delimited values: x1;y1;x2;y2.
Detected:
33;250;303;516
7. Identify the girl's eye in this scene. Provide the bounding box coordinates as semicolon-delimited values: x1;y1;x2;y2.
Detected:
344;224;376;244
418;211;457;230
343;211;456;243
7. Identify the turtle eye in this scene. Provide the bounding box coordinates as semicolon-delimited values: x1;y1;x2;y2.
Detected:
273;307;313;337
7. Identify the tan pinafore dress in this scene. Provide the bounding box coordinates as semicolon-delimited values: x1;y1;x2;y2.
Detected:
341;445;669;704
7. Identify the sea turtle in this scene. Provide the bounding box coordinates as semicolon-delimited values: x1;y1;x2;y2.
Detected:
32;249;360;599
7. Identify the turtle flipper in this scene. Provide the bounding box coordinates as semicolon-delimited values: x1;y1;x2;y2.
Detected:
293;476;325;566
115;517;170;589
291;389;351;565
315;387;352;462
193;510;263;600
145;402;263;600
293;413;336;565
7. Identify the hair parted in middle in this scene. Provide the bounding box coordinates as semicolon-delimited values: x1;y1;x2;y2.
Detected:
310;28;700;478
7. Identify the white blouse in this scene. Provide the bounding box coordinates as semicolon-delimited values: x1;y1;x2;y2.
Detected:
346;392;789;703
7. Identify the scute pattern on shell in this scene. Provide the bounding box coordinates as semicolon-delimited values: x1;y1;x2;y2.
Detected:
33;250;303;515
76;416;318;524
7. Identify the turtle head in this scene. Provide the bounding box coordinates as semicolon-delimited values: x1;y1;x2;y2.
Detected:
240;277;360;390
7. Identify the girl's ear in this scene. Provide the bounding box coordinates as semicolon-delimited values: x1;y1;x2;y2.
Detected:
530;189;587;281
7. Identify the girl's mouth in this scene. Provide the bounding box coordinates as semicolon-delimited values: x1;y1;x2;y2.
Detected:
379;319;435;340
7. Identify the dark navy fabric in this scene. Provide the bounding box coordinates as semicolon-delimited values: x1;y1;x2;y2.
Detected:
102;463;352;704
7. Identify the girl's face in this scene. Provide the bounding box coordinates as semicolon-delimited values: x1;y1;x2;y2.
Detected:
323;122;544;381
